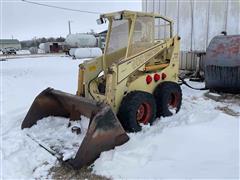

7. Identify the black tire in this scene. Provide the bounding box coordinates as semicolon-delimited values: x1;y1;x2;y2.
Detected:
154;81;182;117
117;91;157;132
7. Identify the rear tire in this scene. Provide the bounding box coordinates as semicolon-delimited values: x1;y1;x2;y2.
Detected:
117;91;157;132
154;81;182;117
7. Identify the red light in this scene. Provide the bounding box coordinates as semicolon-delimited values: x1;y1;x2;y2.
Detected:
162;73;167;80
146;75;152;84
154;74;160;81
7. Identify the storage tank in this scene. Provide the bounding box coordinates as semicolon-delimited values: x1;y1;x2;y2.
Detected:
39;43;45;50
69;48;77;56
39;43;49;53
29;47;38;54
65;33;97;48
74;47;102;58
204;35;240;93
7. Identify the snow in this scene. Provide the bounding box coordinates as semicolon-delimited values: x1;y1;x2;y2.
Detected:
1;56;88;179
93;86;239;178
208;92;221;97
25;116;89;161
17;50;31;55
1;56;239;179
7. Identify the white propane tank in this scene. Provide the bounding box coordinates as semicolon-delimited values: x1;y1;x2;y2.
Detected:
74;47;102;58
69;48;77;56
65;33;97;48
39;43;45;51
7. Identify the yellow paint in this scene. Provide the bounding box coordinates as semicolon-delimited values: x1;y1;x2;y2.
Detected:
144;63;169;71
88;65;97;72
76;10;180;114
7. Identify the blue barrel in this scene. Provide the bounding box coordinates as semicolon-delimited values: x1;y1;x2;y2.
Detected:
205;35;240;93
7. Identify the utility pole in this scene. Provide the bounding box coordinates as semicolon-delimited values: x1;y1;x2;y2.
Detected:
68;20;72;35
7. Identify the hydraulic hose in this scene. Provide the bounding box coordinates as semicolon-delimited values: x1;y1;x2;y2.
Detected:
88;71;102;99
178;76;209;90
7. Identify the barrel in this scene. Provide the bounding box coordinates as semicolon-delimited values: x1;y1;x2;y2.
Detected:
204;35;240;93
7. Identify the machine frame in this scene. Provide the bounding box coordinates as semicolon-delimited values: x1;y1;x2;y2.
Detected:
77;10;180;113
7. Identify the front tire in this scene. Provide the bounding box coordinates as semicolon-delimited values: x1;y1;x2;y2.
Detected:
117;91;157;132
154;81;182;117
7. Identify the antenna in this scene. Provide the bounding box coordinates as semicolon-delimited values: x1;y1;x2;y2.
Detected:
68;21;72;35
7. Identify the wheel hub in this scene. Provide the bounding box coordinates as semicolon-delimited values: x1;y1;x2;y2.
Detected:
136;102;151;124
168;92;180;108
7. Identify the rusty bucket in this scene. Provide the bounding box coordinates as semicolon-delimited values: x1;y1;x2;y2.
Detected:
22;88;129;169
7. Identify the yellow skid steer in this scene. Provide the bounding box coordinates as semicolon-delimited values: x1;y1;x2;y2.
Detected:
22;10;182;169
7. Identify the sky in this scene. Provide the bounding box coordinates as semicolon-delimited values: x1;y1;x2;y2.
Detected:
1;0;142;41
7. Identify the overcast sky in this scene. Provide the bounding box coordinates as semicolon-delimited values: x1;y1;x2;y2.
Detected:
1;0;141;40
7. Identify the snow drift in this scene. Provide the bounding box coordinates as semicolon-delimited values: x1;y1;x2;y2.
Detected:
1;56;239;179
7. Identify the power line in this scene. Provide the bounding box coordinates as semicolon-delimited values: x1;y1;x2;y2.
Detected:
22;0;101;15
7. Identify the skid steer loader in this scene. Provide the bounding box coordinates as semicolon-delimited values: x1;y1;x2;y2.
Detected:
22;10;182;169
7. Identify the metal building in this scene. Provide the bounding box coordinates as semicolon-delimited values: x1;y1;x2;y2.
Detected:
0;39;21;50
39;42;64;53
142;0;240;70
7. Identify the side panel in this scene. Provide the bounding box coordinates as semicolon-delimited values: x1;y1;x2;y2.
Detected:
117;40;173;83
127;36;180;94
114;36;180;113
81;56;103;99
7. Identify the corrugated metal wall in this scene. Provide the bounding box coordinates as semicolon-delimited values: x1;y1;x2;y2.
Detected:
142;0;240;70
179;51;205;70
143;0;240;51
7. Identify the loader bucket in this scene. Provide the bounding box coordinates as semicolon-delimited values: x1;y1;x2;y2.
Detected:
22;88;129;169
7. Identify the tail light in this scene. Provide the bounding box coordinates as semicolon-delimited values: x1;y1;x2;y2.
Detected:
154;74;160;82
162;73;167;80
146;75;152;84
